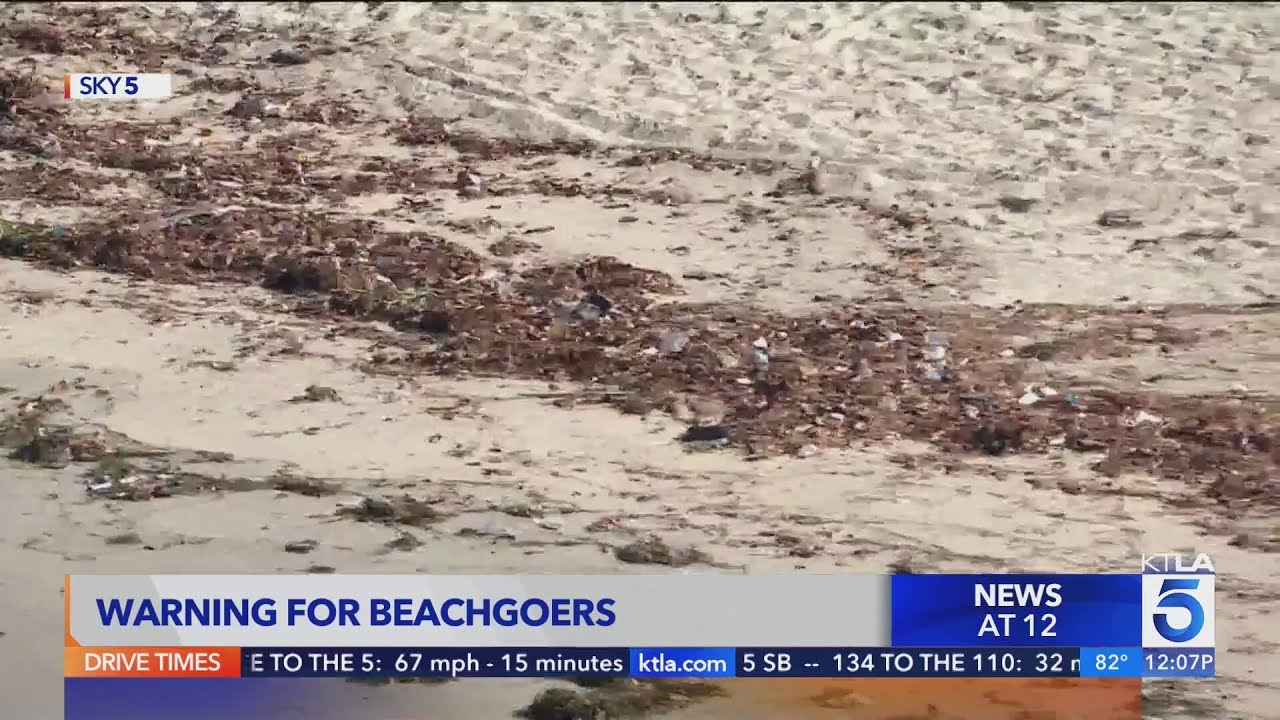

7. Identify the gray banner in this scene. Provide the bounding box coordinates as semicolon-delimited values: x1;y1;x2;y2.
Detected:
68;575;890;647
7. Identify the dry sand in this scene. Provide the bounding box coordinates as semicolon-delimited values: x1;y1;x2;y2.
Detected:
1;2;1277;719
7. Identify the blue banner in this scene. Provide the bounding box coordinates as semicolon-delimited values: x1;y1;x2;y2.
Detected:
890;574;1142;647
239;647;1096;679
1079;648;1143;678
630;648;735;678
242;647;626;678
1143;648;1215;678
735;648;1079;678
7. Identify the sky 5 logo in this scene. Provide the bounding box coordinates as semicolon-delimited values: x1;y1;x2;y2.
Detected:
79;76;139;96
1141;554;1215;648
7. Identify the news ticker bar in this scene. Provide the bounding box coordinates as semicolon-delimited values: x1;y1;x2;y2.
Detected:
64;647;1215;680
67;568;1216;649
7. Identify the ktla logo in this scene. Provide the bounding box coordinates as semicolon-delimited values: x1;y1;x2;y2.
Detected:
1141;553;1215;648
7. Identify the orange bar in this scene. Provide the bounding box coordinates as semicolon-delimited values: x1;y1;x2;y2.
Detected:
64;575;79;647
64;647;241;678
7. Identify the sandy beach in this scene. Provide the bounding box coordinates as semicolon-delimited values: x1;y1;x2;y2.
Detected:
1;2;1277;718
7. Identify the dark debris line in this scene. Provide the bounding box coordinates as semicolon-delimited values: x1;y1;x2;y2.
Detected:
1;208;1275;514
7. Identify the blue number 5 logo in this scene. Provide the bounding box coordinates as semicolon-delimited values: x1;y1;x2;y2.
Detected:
1154;579;1204;643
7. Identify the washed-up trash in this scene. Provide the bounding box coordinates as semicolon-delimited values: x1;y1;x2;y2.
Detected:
679;425;730;443
385;531;423;552
998;195;1038;213
749;338;770;369
768;158;824;197
494;277;517;301
1018;391;1041;406
1129;410;1164;426
569;288;612;321
455;169;483;196
521;688;597;720
570;302;601;322
585;515;624;532
923;331;949;363
226;95;282;119
615;535;711;566
972;422;1020;456
658;329;689;355
584;289;611;314
337;494;443;527
1098;209;1142;228
498;501;542;519
86;472;141;499
284;540;318;554
9;126;1269;519
689;397;727;425
290;385;340;403
854;357;874;381
922;332;948;382
268;46;309;66
536;517;565;531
